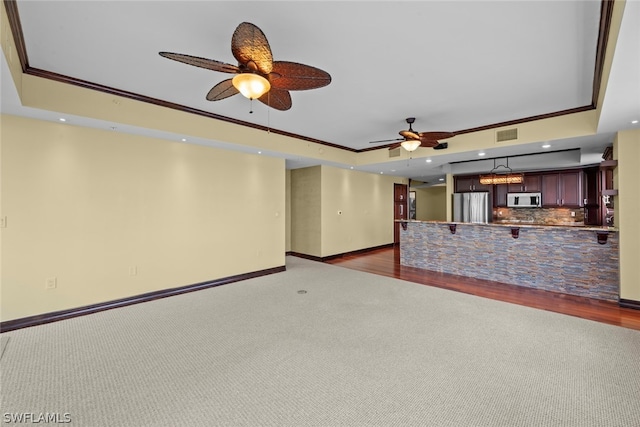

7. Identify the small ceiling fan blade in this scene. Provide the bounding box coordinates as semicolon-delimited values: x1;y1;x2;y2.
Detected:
399;130;420;140
258;88;292;111
159;52;239;73
206;79;239;101
369;138;403;144
420;140;440;148
269;61;332;91
232;22;273;75
419;131;456;141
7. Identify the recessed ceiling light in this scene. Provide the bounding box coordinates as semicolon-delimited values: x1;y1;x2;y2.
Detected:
632;120;639;124
350;166;354;170
258;151;262;154
439;178;445;181
380;172;384;174
478;152;486;156
181;138;187;142
542;144;551;148
59;118;66;122
426;159;432;163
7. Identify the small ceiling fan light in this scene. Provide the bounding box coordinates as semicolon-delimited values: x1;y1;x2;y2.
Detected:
232;73;270;99
400;140;421;152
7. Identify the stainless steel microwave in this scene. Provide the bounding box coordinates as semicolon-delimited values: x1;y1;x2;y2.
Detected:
507;192;541;208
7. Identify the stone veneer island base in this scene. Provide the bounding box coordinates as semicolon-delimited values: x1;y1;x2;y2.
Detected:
399;221;619;301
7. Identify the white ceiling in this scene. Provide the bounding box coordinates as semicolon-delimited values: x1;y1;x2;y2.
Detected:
2;1;639;183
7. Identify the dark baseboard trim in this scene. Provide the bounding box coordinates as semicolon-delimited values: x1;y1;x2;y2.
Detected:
289;243;394;263
0;265;286;333
288;252;324;262
619;299;640;310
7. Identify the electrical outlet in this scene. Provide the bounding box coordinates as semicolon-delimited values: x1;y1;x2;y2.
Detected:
571;211;576;217
45;277;57;289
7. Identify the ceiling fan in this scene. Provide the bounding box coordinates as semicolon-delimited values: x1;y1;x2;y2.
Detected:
369;118;455;151
159;22;331;111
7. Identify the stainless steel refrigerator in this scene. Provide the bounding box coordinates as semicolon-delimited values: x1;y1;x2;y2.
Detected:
453;192;492;223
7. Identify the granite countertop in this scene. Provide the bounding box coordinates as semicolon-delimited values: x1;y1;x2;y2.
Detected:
397;219;618;232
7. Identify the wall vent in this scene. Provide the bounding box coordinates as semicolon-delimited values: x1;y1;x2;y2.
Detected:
496;128;518;142
389;147;401;157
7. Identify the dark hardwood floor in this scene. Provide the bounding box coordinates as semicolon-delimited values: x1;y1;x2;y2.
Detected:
326;245;640;331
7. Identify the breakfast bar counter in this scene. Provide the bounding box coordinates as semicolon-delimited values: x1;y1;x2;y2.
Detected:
398;220;619;301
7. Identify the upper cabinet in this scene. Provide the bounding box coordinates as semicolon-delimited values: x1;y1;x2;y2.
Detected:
508;175;541;193
541;170;583;207
454;175;492;193
493;174;542;207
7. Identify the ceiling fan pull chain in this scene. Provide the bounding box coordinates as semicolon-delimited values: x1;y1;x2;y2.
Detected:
249;98;254;114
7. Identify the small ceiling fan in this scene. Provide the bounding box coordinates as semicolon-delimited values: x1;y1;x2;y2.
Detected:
159;22;331;111
369;118;455;151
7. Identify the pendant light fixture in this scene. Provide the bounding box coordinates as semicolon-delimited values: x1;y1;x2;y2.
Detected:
479;157;524;185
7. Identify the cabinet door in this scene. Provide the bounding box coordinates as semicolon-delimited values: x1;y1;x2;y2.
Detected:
560;171;583;207
494;184;508;207
542;174;560;207
522;175;541;192
507;182;524;192
455;176;475;192
505;175;540;193
473;179;493;192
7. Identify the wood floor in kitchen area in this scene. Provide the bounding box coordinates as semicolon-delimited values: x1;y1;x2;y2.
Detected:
325;245;640;331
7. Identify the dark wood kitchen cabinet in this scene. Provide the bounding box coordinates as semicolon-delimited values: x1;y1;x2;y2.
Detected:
493;175;541;207
508;175;541;193
541;170;583;207
455;175;492;193
583;166;601;225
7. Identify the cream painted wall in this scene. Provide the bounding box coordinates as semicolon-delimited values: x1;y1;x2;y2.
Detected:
413;186;447;221
615;129;640;301
1;114;285;321
320;166;400;257
290;166;322;257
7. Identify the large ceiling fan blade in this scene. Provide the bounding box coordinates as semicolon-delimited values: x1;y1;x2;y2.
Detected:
159;52;239;74
269;61;332;91
206;79;239;101
232;22;273;74
369;138;403;144
418;131;456;141
419;140;440;148
258;88;292;111
388;142;404;150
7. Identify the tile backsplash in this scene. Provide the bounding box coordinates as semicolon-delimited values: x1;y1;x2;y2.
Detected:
493;207;584;225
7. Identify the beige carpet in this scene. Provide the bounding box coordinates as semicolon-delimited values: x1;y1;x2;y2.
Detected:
1;256;639;426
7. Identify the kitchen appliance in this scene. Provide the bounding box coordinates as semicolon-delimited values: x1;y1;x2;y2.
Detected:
453;192;492;223
507;192;541;208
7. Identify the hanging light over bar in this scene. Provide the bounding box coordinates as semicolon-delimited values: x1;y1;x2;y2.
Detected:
478;157;524;185
478;173;524;185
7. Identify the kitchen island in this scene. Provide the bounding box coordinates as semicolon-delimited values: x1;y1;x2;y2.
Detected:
399;220;619;301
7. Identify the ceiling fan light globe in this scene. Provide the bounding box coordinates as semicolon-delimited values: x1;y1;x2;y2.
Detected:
232;73;270;99
400;140;421;152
